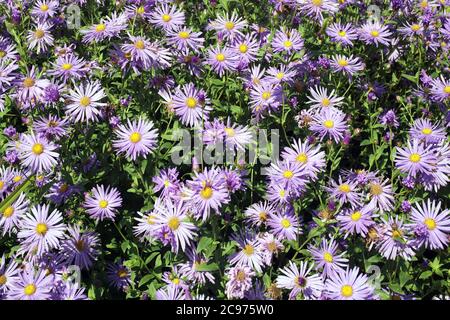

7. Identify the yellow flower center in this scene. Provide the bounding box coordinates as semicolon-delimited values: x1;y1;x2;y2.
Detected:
36;223;48;235
262;91;271;100
409;153;421;163
341;285;353;297
59;184;69;193
147;214;156;225
13;176;22;183
40;4;49;11
323;120;334;129
35;29;45;39
134;40;145;49
178;31;190;39
323;252;333;263
163;180;170;188
185;97;197;108
224;127;235;137
0;50;6;58
259;211;267;221
61;63;73;71
338;30;346;37
371;30;379;37
337;59;348;67
443;86;450;94
296;153;308;163
420;0;428;8
99;200;108;208
32;143;44;155
283;40;292;48
243;244;254;255
421;127;432;135
225;21;235;30
351;211;362;221
23;77;35;88
3;206;14;218
411;24;420;31
79;96;91;107
424;218;436;230
392;229;402;239
95;24;106;32
168;217;180;230
236;270;246;281
200;187;213;199
338;184;351;193
283;170;294;179
0;181;3;189
216;53;225;62
322;98;330;106
0;274;7;285
117;269;128;278
370;183;383;196
172;278;180;285
129;132;142;143
24;284;37;296
162;14;171;22
239;44;248;53
281;218;291;228
276;72;284;80
312;0;323;6
267;241;277;252
136;6;145;15
279;189;286;197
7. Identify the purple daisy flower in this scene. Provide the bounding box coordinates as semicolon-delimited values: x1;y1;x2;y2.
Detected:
60;225;100;270
325;267;375;300
272;29;304;54
430;75;450;102
19;132;59;173
325;177;362;207
179;249;215;285
310;108;349;143
27;21;54;54
166;27;204;53
377;216;415;260
359;20;392;47
0;192;28;236
14;66;50;104
395;139;437;177
267;160;307;193
409;199;450;250
133;210;159;241
106;262;132;291
267;208;301;241
0;255;19;293
309;238;348;277
49;54;87;83
65;81;107;123
84;184;123;221
225;266;255;299
81;12;127;43
17;204;66;256
7;269;53;300
208;12;247;41
244;201;274;227
205;46;239;77
276;261;324;300
306;85;344;111
409;118;446;144
113;117;158;160
299;0;338;22
31;0;59;20
232;34;259;65
330;54;364;76
171;83;212;127
367;177;395;213
155;284;191;300
148;4;185;31
326;22;358;46
152;168;181;200
33;115;69;139
229;231;265;273
336;204;376;238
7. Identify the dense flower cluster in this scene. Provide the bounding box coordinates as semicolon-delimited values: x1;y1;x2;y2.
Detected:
0;0;449;300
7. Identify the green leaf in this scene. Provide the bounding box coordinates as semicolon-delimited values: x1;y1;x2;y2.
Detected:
195;263;219;272
197;237;213;253
139;274;153;287
419;270;433;280
0;176;32;214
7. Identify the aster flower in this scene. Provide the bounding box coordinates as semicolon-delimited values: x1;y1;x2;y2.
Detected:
107;262;132;290
179;249;215;285
359;20;392;47
267;160;307;193
398;22;424;38
266;183;292;205
229;231;265;272
152;168;181;199
267;208;301;241
0;60;18;91
244;201;274;227
325;177;362;207
205;46;239;77
326;22;358;46
33;115;69;139
14;66;50;104
395;139;437;177
113;117;158;160
7;269;53;300
0;192;28;235
133;210;159;241
409;199;450;250
166;27;204;53
17;204;66;256
153;198;197;252
309;238;348;277
81;12;127;43
208;12;247;40
45;181;79;205
379;109;399;128
249;81;283;111
281;138;326;180
367;178;395;213
49;54;87;82
257;232;284;265
0;38;19;62
430;76;450;102
336;204;376;238
265;65;296;85
225;266;255;299
84;184;123;221
409;118;446;144
31;0;59;20
272;29;304;54
306;86;344;111
65;81;107;123
330;54;364;76
18;132;59;173
57;282;88;300
155;284;191;300
325;267;375;300
61;225;100;270
148;4;185;31
299;0;339;22
377;216;415;260
310;108;349;143
27;22;54;54
276;261;324;300
0;255;19;293
233;34;259;65
171;83;212;127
